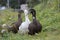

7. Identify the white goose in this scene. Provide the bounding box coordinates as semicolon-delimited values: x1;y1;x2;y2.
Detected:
18;9;31;35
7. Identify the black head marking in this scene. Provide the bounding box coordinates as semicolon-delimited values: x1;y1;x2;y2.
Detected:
29;9;36;18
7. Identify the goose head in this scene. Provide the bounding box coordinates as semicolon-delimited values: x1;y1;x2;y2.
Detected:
29;9;36;19
24;9;29;16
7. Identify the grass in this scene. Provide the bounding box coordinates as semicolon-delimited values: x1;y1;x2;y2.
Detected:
0;0;60;40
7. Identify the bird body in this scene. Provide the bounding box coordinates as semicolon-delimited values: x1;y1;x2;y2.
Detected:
28;9;42;35
19;9;31;35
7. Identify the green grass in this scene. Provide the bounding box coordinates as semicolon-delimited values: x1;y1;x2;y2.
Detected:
0;0;60;40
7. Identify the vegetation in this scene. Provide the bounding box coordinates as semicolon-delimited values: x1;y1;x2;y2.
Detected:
0;0;60;40
0;0;40;8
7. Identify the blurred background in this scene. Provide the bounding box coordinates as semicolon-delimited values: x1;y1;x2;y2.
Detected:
0;0;60;40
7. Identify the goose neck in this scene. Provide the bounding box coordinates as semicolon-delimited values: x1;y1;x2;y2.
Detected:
32;16;36;21
25;14;30;22
18;13;22;20
18;13;21;18
24;9;30;21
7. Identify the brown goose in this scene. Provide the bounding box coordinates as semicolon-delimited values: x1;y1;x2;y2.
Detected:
11;11;22;33
28;9;42;35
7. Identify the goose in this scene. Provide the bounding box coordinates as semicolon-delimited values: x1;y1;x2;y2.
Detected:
18;9;31;35
11;11;22;34
28;9;42;35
